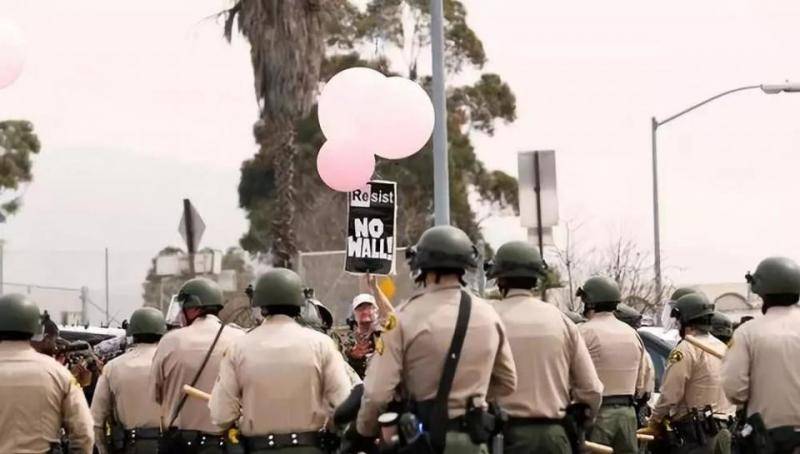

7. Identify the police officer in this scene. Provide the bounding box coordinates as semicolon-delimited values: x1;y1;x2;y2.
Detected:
487;241;603;453
614;303;644;329
577;277;652;454
709;312;733;345
150;278;244;453
356;225;517;453
721;257;800;453
209;268;351;453
92;307;167;454
0;293;94;453
643;293;734;454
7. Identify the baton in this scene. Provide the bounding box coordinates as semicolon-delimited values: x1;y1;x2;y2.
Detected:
684;335;726;359
637;433;655;442
585;441;614;453
183;384;211;401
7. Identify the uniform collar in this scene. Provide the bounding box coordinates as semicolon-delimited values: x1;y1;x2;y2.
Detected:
764;305;797;316
504;289;535;299
590;312;616;321
262;314;296;325
408;282;461;300
191;314;221;327
0;340;35;352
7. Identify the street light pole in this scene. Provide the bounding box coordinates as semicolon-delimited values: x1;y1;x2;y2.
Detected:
430;0;450;226
651;82;800;303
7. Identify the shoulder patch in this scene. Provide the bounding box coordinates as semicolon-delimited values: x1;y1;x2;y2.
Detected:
374;336;385;355
69;374;81;389
668;350;684;364
383;313;398;332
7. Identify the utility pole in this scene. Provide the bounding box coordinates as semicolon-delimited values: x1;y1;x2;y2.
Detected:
430;0;450;226
80;286;89;326
0;239;5;295
104;247;110;326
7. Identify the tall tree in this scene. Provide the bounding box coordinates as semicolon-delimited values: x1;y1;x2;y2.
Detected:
236;1;519;256
224;0;340;268
0;120;41;218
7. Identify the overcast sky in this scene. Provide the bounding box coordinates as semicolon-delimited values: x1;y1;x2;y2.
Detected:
2;0;800;322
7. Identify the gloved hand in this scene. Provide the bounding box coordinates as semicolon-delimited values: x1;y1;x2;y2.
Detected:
342;425;379;454
637;419;662;437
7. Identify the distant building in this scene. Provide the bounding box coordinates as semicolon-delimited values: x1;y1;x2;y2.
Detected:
682;282;761;322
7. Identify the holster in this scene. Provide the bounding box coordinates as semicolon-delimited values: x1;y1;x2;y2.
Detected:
462;397;496;445
48;443;63;454
109;423;126;451
562;403;591;454
733;412;772;454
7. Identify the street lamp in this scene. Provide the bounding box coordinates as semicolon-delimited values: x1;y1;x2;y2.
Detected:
651;81;799;303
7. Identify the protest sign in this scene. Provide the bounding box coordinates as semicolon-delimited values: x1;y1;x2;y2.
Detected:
345;180;397;275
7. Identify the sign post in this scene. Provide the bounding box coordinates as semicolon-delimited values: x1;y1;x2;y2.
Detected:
345;181;398;275
518;150;559;300
178;199;206;276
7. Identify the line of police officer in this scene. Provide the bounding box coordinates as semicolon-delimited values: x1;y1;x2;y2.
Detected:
1;225;800;454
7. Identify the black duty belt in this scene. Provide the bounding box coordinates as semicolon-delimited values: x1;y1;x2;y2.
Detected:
507;417;562;426
601;395;635;407
124;427;160;440
172;430;227;446
245;431;322;450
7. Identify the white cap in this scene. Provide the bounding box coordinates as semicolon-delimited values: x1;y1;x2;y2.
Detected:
352;293;377;311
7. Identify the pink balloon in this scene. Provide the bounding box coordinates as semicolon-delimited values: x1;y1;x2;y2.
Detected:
316;140;375;192
0;20;25;90
373;77;435;160
318;67;386;143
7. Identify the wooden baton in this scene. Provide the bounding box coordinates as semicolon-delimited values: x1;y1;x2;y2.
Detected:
183;384;211;401
684;334;726;359
585;440;614;453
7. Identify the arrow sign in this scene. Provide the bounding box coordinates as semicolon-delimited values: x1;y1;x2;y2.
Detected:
178;199;205;255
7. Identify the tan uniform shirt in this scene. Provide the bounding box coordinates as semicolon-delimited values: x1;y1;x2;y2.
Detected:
721;305;800;429
150;315;244;434
580;312;651;398
357;284;517;436
209;315;351;435
492;290;603;419
91;343;161;453
652;334;734;422
0;341;94;453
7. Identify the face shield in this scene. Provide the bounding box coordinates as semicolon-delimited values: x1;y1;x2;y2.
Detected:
165;295;187;328
660;301;679;332
30;314;45;342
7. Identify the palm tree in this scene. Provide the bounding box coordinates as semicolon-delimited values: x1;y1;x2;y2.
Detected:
224;1;327;268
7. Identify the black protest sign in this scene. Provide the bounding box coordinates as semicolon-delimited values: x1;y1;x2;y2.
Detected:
345;181;397;275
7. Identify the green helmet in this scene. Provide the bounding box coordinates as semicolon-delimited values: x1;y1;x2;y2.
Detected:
577;277;621;306
670;287;697;302
0;294;42;335
406;225;478;272
177;278;223;309
671;293;714;325
127;307;167;336
746;256;800;296
485;241;545;279
614;303;643;328
710;311;733;341
252;268;305;308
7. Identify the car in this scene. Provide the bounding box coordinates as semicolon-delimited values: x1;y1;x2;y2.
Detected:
58;324;126;346
638;326;678;391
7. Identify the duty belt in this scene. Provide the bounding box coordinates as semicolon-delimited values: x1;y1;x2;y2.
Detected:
507;417;562;427
172;430;227;447
124;427;160;440
245;431;322;450
601;395;635;407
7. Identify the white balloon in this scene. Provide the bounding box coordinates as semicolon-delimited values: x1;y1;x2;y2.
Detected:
373;77;434;160
0;19;25;90
318;67;386;143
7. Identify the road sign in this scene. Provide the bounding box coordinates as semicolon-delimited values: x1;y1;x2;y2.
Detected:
178;199;205;254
